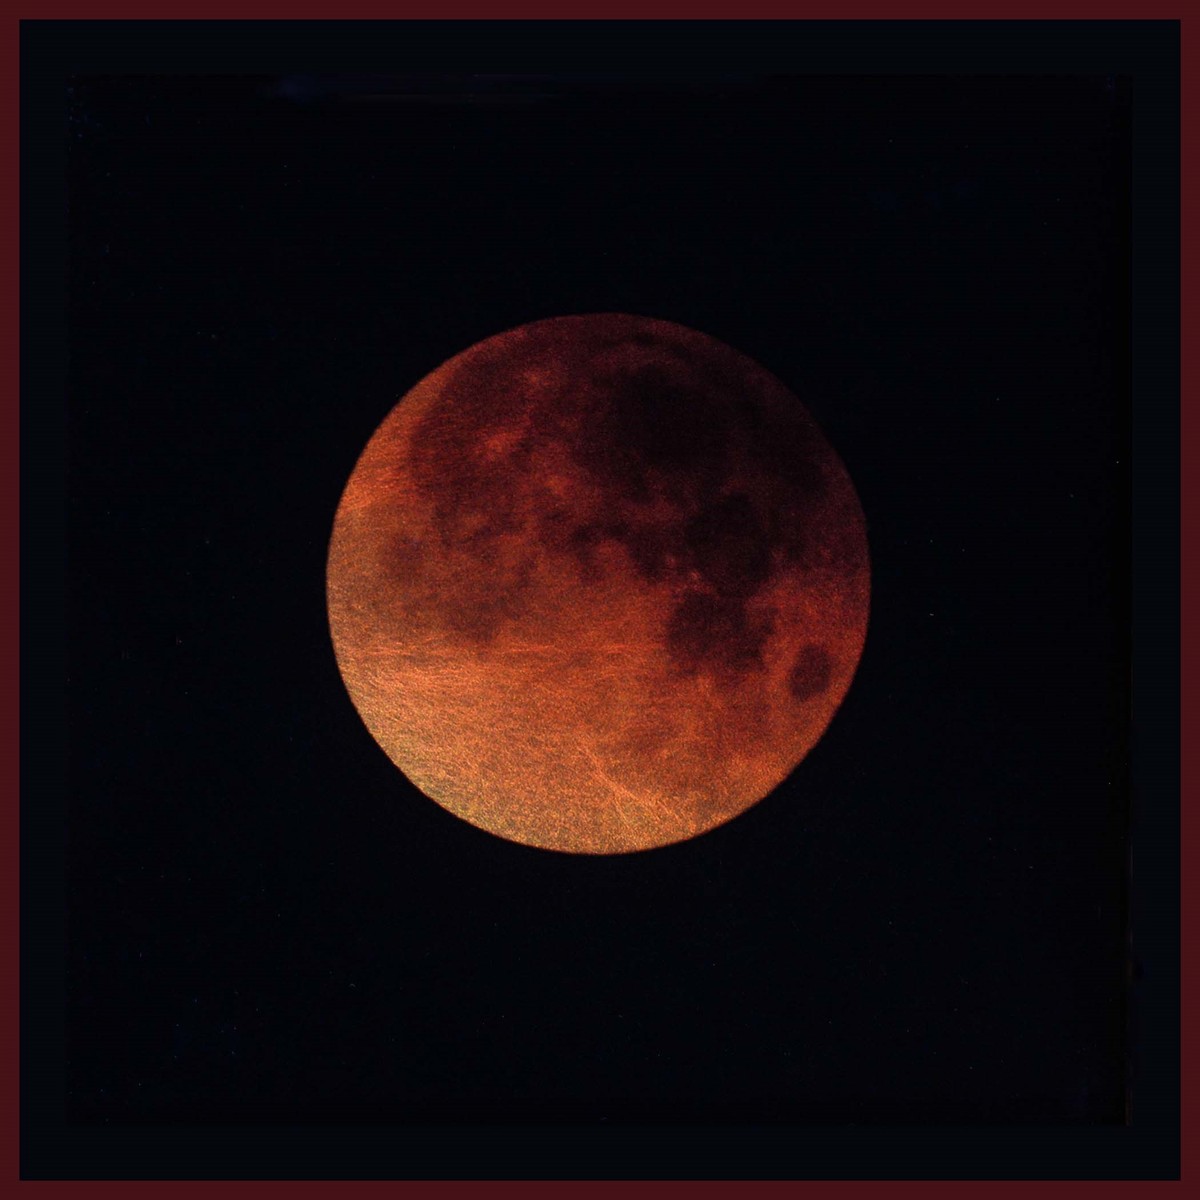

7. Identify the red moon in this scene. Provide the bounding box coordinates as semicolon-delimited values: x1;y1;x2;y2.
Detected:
327;314;870;854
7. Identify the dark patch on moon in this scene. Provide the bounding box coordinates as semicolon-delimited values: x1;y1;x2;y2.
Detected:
788;643;834;701
684;492;772;599
574;362;733;504
622;524;675;583
666;591;774;677
616;365;731;477
435;552;539;646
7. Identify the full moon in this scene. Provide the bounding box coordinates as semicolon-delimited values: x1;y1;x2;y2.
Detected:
327;314;869;854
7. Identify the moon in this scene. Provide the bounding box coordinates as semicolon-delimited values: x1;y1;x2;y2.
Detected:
327;314;869;854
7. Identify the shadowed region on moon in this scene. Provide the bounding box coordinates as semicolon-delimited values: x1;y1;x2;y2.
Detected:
788;643;836;702
327;313;870;853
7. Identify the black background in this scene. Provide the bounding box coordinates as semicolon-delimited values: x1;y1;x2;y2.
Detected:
24;20;1179;1181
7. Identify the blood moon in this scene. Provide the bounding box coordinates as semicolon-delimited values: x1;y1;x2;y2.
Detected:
327;314;869;854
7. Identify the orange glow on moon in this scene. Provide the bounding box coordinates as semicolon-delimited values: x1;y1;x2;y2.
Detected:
327;314;870;854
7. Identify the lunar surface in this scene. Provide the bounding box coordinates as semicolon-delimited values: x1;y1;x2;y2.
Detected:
327;314;869;854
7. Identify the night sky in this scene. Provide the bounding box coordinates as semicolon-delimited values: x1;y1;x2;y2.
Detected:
63;66;1132;1132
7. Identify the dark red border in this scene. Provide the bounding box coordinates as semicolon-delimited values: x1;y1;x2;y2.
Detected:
11;6;1186;1189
